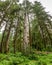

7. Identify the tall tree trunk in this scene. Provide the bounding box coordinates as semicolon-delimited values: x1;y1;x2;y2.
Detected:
38;19;52;48
0;20;12;53
29;22;32;52
23;13;30;55
13;17;20;53
0;22;8;53
13;27;18;53
4;21;12;53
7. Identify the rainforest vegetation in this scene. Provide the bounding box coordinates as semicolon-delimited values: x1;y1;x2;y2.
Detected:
0;0;52;65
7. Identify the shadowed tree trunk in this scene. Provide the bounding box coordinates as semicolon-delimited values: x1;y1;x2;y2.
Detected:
0;22;8;53
13;17;20;53
0;19;13;53
4;21;13;53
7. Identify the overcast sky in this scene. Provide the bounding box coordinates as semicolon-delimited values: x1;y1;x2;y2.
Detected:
20;0;52;15
36;0;52;15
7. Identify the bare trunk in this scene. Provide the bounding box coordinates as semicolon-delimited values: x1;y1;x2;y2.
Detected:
13;28;18;53
0;20;12;53
4;21;12;53
23;13;29;55
13;17;20;53
0;22;7;53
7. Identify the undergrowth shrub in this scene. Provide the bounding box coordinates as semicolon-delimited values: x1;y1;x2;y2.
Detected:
36;61;47;65
28;54;39;60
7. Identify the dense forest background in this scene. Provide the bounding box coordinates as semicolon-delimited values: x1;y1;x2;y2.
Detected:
0;0;52;65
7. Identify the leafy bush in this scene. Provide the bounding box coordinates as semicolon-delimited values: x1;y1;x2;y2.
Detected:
0;52;30;65
0;54;7;61
28;54;39;60
0;52;52;65
36;61;47;65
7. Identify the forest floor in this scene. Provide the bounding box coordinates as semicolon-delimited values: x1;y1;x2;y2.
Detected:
0;51;52;65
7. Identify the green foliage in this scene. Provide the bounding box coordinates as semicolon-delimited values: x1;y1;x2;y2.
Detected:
0;52;29;65
32;19;43;50
32;1;52;51
0;52;52;65
0;1;10;11
9;4;20;15
36;61;47;65
0;0;52;65
28;53;39;60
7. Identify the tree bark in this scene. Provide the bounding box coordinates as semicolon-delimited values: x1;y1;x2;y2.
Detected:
23;13;30;55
